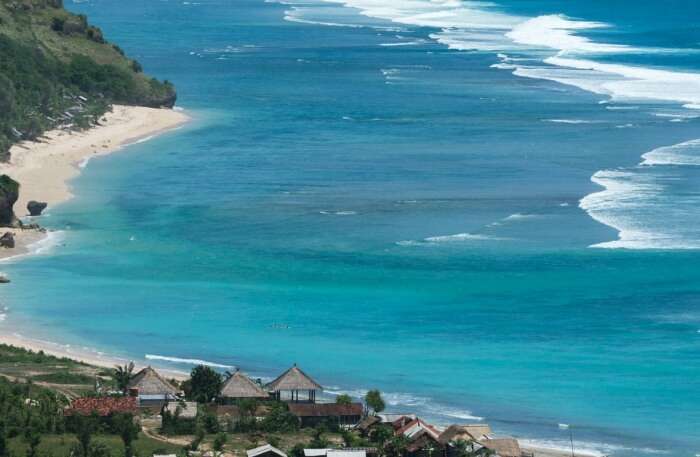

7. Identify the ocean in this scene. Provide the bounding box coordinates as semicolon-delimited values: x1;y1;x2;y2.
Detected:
2;0;700;455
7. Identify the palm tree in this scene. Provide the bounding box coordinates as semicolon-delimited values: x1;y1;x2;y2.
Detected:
114;362;135;394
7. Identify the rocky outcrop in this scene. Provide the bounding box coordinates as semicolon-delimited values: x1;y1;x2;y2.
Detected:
0;276;9;284
0;175;19;227
27;201;47;216
0;232;15;249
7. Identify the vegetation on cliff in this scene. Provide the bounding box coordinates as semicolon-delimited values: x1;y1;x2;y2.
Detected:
0;0;177;161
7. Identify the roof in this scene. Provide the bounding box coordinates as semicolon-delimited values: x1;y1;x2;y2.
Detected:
164;401;198;419
266;364;322;391
247;444;287;457
288;402;363;418
396;418;441;441
66;396;138;416
304;451;366;457
481;438;522;457
128;367;179;397
439;424;493;445
221;371;269;399
355;415;380;431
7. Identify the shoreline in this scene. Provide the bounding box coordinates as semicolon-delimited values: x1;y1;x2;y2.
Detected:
0;103;190;376
0;105;612;457
0;104;189;261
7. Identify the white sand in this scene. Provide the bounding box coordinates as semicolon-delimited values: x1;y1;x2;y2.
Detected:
0;105;188;262
0;104;189;380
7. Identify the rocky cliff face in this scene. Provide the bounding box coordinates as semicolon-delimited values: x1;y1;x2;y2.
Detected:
0;175;19;227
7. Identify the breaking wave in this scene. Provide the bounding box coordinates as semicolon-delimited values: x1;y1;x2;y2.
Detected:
145;354;233;369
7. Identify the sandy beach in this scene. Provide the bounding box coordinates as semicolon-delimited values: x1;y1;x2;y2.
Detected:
0;104;189;376
0;105;189;262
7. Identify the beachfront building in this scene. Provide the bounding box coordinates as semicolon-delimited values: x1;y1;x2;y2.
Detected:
220;369;270;402
304;449;368;457
65;396;138;417
247;444;288;457
127;366;179;407
266;364;322;403
438;424;492;446
396;418;445;457
479;439;522;457
288;402;364;428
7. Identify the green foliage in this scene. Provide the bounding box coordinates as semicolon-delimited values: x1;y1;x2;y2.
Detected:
335;394;352;405
30;371;94;385
260;402;299;433
161;404;196;436
199;411;220;434
113;362;135;394
384;435;410;457
0;377;67;439
289;443;305;457
185;365;222;404
212;432;227;452
370;426;393;446
111;413;140;457
364;389;385;414
0;1;177;160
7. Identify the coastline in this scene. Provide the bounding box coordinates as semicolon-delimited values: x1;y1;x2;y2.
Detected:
0;104;189;262
0;103;190;376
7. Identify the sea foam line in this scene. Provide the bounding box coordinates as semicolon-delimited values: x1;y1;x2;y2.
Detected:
145;354;233;369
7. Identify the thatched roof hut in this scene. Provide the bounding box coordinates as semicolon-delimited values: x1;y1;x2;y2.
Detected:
480;438;522;457
127;366;179;400
247;444;287;457
221;370;269;400
266;364;322;402
438;424;493;445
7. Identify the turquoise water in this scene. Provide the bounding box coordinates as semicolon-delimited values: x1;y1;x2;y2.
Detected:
3;0;700;455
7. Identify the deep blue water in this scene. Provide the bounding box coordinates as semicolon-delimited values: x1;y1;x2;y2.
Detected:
2;0;700;455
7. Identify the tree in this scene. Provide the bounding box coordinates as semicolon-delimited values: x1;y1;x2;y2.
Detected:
365;390;385;414
111;413;140;457
371;426;393;447
113;362;135;394
73;415;98;457
88;442;111;457
213;433;228;455
25;430;41;457
187;365;223;403
335;394;352;405
384;436;409;457
0;420;6;457
260;402;298;433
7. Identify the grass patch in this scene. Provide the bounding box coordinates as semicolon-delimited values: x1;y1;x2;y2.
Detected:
31;371;95;385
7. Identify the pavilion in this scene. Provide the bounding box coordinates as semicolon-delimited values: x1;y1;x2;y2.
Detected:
127;366;179;406
266;364;322;403
220;369;270;402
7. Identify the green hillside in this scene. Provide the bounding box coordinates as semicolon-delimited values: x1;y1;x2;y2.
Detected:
0;0;177;161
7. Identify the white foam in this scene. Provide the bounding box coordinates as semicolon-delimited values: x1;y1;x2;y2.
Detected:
506;15;637;54
641;139;700;166
424;232;502;243
144;354;233;369
0;230;65;264
580;165;700;249
520;438;669;457
544;119;602;124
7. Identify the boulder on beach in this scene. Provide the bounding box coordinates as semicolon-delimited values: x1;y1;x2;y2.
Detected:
0;175;19;227
0;232;15;249
27;201;48;217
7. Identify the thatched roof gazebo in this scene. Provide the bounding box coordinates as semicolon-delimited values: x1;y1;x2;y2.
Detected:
266;364;322;403
127;366;179;404
220;370;269;401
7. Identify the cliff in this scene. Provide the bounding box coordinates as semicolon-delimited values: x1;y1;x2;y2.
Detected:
0;175;19;227
0;0;177;161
